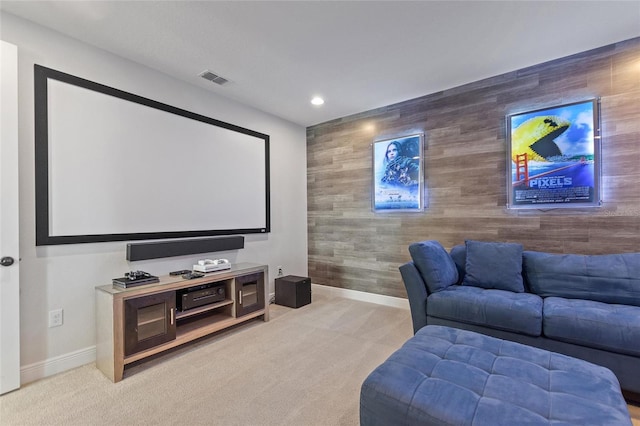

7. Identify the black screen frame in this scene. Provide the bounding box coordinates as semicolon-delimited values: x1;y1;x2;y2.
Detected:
34;64;270;246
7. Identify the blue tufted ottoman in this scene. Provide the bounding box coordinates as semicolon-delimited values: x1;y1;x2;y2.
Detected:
360;325;631;425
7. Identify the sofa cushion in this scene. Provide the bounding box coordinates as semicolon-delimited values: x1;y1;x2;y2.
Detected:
544;297;640;357
524;251;640;307
427;286;542;336
462;240;525;292
409;240;458;293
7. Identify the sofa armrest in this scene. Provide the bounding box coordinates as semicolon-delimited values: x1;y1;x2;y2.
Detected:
400;262;428;334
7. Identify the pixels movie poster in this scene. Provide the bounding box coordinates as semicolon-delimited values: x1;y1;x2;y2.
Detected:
507;99;601;209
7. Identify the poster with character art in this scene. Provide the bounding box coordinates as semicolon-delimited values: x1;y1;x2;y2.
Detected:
507;99;601;209
372;134;424;211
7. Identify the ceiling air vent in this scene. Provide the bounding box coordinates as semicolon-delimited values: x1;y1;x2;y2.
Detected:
199;70;229;85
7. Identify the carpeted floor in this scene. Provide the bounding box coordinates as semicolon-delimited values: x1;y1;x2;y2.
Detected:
0;288;413;425
1;287;639;425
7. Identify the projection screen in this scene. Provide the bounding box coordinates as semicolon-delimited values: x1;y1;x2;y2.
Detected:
34;65;270;245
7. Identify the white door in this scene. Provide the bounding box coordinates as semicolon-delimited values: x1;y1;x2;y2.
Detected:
0;40;21;394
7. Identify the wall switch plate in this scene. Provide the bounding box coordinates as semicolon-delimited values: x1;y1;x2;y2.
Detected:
49;309;63;327
277;266;283;276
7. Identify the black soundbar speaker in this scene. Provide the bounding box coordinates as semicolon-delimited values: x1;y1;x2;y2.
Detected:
126;236;244;261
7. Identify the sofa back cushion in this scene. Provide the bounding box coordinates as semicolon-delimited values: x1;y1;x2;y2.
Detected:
449;241;526;292
523;251;640;307
409;240;459;294
461;240;525;293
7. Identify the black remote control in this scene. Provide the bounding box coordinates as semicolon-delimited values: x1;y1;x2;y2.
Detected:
170;269;192;276
182;272;204;280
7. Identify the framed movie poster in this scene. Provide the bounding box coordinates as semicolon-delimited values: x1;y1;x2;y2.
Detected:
506;99;601;209
372;133;424;211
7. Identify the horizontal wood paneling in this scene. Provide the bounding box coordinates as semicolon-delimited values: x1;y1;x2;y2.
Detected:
307;38;640;298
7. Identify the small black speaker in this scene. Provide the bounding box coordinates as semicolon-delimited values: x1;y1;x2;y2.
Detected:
275;275;311;308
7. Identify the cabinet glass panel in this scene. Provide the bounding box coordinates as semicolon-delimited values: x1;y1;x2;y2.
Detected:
137;303;168;341
242;283;258;306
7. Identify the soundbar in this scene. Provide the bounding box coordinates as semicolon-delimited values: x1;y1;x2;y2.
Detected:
126;236;244;261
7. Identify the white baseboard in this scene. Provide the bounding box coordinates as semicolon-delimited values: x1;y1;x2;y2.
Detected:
311;283;409;310
21;346;95;385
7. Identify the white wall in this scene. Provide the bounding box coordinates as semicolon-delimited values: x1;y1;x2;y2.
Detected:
1;12;308;382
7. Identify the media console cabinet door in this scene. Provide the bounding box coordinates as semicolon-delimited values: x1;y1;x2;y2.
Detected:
124;292;176;356
235;272;265;317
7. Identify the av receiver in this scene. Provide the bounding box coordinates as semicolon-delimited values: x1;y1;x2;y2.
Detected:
177;282;226;311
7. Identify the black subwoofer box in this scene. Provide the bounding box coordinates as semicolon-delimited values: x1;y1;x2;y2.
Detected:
275;275;311;308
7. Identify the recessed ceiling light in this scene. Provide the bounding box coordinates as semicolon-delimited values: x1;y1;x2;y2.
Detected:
311;96;325;106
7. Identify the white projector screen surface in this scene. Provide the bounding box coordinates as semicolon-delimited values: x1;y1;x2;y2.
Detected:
35;65;270;245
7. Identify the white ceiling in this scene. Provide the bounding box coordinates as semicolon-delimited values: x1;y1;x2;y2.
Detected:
1;1;639;127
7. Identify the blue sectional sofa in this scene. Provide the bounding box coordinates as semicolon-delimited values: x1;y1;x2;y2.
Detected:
400;240;640;395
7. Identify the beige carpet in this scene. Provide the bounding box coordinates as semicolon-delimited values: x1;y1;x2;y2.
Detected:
0;289;413;425
2;289;639;425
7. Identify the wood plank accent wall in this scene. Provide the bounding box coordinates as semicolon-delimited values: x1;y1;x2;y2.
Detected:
307;37;640;298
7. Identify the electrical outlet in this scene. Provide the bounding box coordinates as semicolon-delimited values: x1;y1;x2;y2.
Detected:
49;309;63;327
277;266;283;276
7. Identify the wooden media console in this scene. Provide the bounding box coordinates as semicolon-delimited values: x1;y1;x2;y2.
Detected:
95;263;268;382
